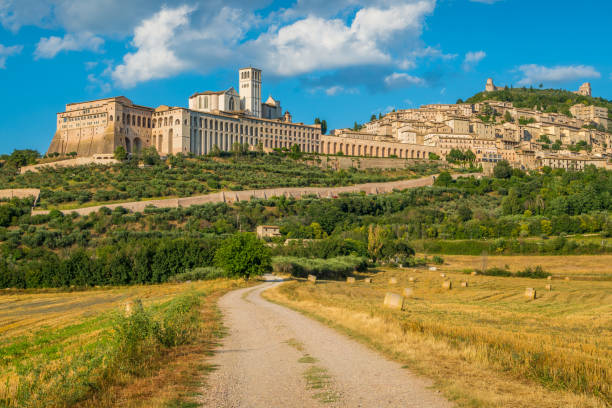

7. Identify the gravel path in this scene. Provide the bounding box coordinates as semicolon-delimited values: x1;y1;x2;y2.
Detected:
200;276;451;407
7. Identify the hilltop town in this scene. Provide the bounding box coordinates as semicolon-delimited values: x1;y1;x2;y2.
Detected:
44;70;611;173
327;79;611;171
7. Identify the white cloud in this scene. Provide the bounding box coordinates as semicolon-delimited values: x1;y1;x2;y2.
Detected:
0;43;22;68
112;6;193;88
324;85;359;95
384;72;425;87
250;0;436;76
34;32;103;59
470;0;503;3
517;64;601;86
462;50;485;71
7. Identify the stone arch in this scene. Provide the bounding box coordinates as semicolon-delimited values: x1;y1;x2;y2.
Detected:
351;145;355;156
164;117;168;126
152;119;157;128
125;137;131;153
126;114;131;125
229;98;235;111
133;137;142;152
109;115;113;121
175;119;180;126
137;116;141;127
168;129;173;153
375;146;379;156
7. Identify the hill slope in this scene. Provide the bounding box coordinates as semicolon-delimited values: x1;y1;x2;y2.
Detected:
465;87;612;120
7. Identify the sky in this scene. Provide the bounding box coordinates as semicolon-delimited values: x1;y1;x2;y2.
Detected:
0;0;611;154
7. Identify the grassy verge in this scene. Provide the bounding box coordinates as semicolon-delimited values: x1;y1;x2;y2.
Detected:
263;268;611;408
0;279;247;407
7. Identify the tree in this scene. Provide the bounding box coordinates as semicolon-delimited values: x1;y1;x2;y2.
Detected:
457;204;473;221
456;98;464;104
480;103;494;117
370;114;377;121
446;149;465;164
214;233;271;279
314;118;327;135
114;146;128;161
434;171;453;187
428;152;440;160
290;144;302;159
141;147;160;165
504;111;514;122
464;150;476;163
493;160;512;179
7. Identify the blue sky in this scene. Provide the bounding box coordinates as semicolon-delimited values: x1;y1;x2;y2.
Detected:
0;0;610;154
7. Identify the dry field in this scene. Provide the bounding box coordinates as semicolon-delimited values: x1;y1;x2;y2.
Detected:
0;279;248;407
264;266;612;408
433;254;612;279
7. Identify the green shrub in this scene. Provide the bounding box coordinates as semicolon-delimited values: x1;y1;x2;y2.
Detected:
168;266;227;282
515;265;550;279
271;255;367;279
154;293;202;347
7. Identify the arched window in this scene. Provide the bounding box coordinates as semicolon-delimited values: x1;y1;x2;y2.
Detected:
229;98;235;111
176;119;180;125
132;115;135;126
148;118;151;128
169;116;173;125
126;114;131;125
109;115;113;121
152;119;157;128
164;117;168;126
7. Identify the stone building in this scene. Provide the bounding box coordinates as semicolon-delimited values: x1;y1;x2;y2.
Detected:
569;103;609;129
574;82;592;97
485;78;504;92
47;67;321;157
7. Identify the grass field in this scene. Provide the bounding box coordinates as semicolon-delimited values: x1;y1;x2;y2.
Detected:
0;279;249;407
264;261;612;408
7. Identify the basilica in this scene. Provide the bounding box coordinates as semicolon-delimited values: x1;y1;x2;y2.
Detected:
47;67;322;157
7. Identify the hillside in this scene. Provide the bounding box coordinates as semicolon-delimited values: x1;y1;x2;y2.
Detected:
465;87;612;120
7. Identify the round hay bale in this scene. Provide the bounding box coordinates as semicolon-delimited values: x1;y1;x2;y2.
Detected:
524;288;536;299
440;273;446;278
389;277;398;284
383;292;404;310
545;284;552;291
307;274;317;283
471;271;478;276
442;281;452;290
564;277;570;281
547;276;552;281
460;281;468;288
403;287;414;298
346;277;356;284
429;266;437;271
364;277;372;283
409;277;417;282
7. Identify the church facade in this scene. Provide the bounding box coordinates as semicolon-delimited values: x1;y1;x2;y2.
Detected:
47;67;322;157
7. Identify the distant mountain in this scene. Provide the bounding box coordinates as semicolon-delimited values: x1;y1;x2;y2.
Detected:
464;88;612;120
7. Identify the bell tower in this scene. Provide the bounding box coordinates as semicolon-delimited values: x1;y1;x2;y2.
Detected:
239;67;262;118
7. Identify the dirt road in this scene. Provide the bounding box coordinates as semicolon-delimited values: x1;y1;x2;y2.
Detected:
200;277;451;407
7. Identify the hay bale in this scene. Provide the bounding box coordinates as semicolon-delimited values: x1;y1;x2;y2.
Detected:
307;274;317;283
545;284;552;291
564;277;570;281
524;287;536;299
460;281;468;288
409;277;417;282
440;273;446;278
547;276;552;281
389;277;398;284
364;278;372;283
124;299;142;316
383;292;404;310
346;277;356;284
442;281;452;290
471;271;478;276
429;266;437;271
403;287;414;298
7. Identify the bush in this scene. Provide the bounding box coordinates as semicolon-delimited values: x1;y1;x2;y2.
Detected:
515;265;550;279
168;266;228;282
154;293;202;347
432;255;444;265
271;255;367;279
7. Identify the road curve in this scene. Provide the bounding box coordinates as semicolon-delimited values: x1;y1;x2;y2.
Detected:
199;277;451;408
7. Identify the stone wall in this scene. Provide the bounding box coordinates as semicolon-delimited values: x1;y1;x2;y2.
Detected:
20;157;119;174
31;173;480;217
0;189;40;200
314;156;438;170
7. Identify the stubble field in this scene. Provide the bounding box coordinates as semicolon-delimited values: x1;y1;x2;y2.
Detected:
264;260;612;408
